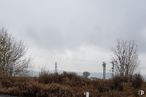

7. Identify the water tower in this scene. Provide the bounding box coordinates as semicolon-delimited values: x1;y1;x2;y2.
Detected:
102;62;106;79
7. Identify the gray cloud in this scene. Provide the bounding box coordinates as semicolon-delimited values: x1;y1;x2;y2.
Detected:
0;0;146;72
20;0;146;52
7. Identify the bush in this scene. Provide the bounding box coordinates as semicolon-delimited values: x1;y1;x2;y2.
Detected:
38;71;52;84
38;71;87;87
112;76;124;91
132;73;144;89
0;72;145;97
19;82;74;97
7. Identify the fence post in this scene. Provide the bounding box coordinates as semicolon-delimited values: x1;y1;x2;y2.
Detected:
84;91;89;97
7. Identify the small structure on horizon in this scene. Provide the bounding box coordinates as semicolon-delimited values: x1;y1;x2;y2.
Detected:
55;62;57;73
102;62;106;79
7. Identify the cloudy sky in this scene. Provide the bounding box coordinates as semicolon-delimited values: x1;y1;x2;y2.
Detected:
0;0;146;74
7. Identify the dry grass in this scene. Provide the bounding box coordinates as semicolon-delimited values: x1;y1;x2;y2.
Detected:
0;72;145;97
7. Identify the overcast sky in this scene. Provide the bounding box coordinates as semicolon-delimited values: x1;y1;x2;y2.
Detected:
0;0;146;74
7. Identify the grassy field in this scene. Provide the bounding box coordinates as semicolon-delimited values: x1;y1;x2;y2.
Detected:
0;72;146;97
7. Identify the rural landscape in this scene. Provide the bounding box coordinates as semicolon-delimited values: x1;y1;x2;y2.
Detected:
0;0;146;97
0;29;145;97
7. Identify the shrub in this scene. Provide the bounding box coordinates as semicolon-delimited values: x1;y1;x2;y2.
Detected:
91;80;111;93
38;71;51;84
1;72;144;97
132;73;144;89
61;72;88;86
112;76;124;91
38;71;87;87
0;77;13;88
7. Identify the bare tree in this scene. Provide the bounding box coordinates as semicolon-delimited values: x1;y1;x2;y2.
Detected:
0;28;30;76
112;40;139;77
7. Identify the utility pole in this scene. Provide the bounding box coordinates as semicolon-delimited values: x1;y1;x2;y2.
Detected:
111;61;115;77
55;61;57;73
102;62;106;79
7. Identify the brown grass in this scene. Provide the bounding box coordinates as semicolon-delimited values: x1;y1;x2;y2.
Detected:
0;72;145;97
